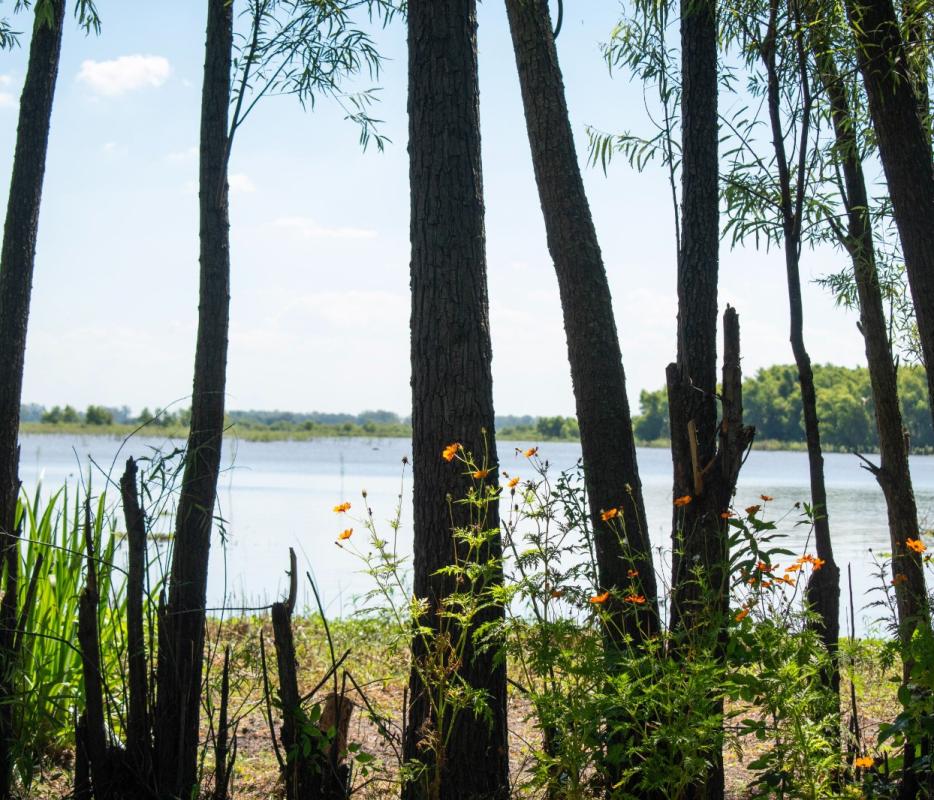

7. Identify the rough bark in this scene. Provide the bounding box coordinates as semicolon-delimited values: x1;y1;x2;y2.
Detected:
154;2;233;796
405;2;508;798
504;0;659;645
667;4;751;800
844;0;934;431
0;4;65;793
120;458;153;786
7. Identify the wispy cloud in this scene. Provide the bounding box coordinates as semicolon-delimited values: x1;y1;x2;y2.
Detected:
163;146;197;163
273;216;377;240
229;173;255;194
77;55;170;96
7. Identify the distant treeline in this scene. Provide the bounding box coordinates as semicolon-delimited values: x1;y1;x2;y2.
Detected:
635;364;934;450
20;364;933;449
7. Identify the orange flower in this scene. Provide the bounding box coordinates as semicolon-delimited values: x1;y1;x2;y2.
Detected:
523;447;539;458
442;442;461;462
674;495;692;507
761;580;773;588
854;756;873;769
338;528;353;541
472;468;490;479
785;563;802;573
627;569;639;578
892;574;908;586
778;574;796;586
757;561;774;573
507;476;520;489
811;557;825;571
590;591;611;605
746;504;761;516
600;507;619;522
760;494;774;502
735;608;750;622
333;502;351;513
550;588;564;598
624;594;646;604
720;510;735;519
907;537;927;554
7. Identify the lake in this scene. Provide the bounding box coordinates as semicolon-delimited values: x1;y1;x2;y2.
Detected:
17;433;934;634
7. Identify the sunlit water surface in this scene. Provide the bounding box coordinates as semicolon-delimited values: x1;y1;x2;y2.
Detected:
18;434;934;635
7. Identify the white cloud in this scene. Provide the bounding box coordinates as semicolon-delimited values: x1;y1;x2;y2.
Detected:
77;55;170;97
0;93;15;109
164;146;197;163
272;216;377;240
229;173;255;194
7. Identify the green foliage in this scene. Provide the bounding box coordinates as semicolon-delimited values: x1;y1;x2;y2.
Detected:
635;364;934;450
83;404;113;426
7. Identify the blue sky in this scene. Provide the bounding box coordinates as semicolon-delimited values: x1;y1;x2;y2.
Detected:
0;1;868;417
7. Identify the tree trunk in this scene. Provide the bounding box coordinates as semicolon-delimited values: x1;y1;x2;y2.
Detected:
404;3;508;798
154;2;232;796
667;2;740;798
845;0;934;432
0;2;65;794
808;5;930;793
504;0;659;644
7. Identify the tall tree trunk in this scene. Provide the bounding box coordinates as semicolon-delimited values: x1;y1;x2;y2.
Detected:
0;2;65;795
154;2;232;796
666;2;737;798
844;0;934;431
810;6;930;793
504;0;659;643
404;2;508;799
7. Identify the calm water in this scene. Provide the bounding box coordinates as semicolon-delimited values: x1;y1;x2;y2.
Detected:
17;433;934;633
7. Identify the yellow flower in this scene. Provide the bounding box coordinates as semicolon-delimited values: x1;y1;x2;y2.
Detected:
507;476;520;489
854;756;873;769
624;594;646;604
600;507;619;522
735;608;750;622
589;591;610;605
472;468;490;479
673;495;692;507
907;537;927;554
333;502;351;513
338;528;353;541
442;442;461;462
523;447;539;458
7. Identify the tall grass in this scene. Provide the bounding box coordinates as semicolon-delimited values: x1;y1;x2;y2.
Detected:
9;484;125;790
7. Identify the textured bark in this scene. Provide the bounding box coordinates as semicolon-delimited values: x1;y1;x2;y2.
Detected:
504;0;659;644
154;2;233;796
845;0;934;432
0;3;65;794
667;4;750;800
757;0;841;719
405;2;508;798
120;458;153;786
809;6;930;794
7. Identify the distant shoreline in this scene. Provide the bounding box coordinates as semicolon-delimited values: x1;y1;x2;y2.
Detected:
18;422;909;455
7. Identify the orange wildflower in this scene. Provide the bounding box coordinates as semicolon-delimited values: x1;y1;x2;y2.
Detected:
761;580;773;588
550;588;564;598
338;528;353;541
785;562;802;573
674;495;692;507
624;594;646;604
907;538;927;554
442;442;461;462
757;561;774;573
892;574;908;586
735;608;750;622
854;756;873;769
523;447;539;458
746;504;761;516
811;557;825;570
507;476;520;489
333;502;351;513
778;574;796;586
600;507;619;522
590;591;611;605
472;468;490;479
627;569;639;578
720;510;735;519
760;494;774;502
